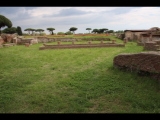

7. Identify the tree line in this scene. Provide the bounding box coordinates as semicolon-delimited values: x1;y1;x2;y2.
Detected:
0;14;124;36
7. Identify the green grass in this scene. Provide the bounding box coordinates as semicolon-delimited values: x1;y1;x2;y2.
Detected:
0;38;160;113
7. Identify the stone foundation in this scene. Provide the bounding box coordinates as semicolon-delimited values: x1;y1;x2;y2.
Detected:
143;41;159;51
137;42;144;46
0;38;4;45
17;38;33;45
113;51;160;81
36;37;111;43
39;42;125;50
3;43;16;47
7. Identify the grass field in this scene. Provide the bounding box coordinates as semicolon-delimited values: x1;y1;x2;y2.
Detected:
0;36;160;113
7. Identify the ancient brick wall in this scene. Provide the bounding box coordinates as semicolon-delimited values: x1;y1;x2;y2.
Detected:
0;38;4;45
36;37;111;43
113;52;160;81
143;41;160;51
39;42;125;50
125;31;132;40
9;37;113;45
17;38;33;45
137;42;144;46
137;41;160;50
152;35;160;41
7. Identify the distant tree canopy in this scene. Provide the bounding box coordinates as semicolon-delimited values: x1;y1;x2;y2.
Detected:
65;31;73;35
0;14;12;34
24;28;32;35
30;28;35;35
35;29;44;35
108;30;114;33
69;27;77;34
17;26;23;35
92;29;99;34
98;28;108;33
57;32;65;35
115;30;124;33
86;28;92;33
2;27;17;34
47;28;55;35
92;28;108;34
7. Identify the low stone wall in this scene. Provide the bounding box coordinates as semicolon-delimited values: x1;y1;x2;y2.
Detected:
14;37;112;45
36;37;111;43
137;42;144;46
39;42;125;50
81;38;111;41
3;43;16;47
143;41;160;51
0;38;4;45
113;51;160;81
36;37;79;43
116;33;125;40
74;34;109;36
17;38;33;45
137;40;160;51
153;40;160;45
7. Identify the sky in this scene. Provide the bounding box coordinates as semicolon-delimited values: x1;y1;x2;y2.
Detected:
0;7;160;35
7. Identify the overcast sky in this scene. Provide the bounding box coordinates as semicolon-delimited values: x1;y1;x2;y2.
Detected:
0;7;160;34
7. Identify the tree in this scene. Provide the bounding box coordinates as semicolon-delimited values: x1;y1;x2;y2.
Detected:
65;31;73;35
47;28;55;35
92;28;108;34
69;27;77;34
0;15;12;35
102;28;108;33
86;28;92;33
115;30;124;33
24;28;32;35
57;32;65;35
2;27;17;34
30;28;35;35
98;28;108;34
35;29;44;35
92;29;99;34
24;28;35;35
17;26;23;35
108;30;114;33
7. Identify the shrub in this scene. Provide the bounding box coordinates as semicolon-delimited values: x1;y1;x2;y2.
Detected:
57;32;65;35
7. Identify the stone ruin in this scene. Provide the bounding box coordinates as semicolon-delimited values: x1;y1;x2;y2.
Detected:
0;36;4;48
1;33;17;43
0;35;113;48
113;51;160;82
0;33;39;48
116;33;125;40
137;40;160;51
0;33;18;48
39;40;125;50
35;37;111;43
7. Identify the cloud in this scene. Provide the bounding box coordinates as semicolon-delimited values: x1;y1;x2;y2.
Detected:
76;7;117;13
1;7;160;34
107;7;139;15
52;7;91;17
25;7;71;17
0;7;31;21
0;7;20;14
109;7;160;29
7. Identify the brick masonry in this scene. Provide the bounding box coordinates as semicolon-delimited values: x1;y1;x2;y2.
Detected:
39;42;125;50
113;51;160;81
137;40;160;51
143;41;160;51
36;37;111;43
